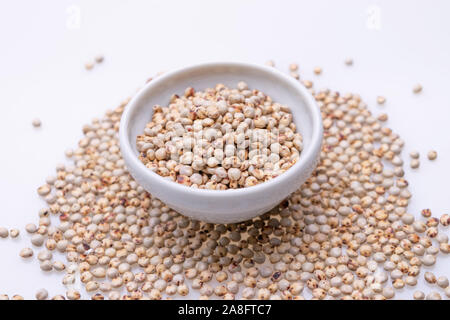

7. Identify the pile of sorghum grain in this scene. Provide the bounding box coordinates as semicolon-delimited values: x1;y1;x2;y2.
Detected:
136;83;303;189
2;65;449;300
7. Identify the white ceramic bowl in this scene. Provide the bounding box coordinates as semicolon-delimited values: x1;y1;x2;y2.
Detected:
119;62;323;223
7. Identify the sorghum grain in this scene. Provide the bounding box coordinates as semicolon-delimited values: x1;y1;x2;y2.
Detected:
137;83;303;189
24;64;446;301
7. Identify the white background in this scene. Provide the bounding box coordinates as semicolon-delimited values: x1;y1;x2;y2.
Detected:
0;0;449;299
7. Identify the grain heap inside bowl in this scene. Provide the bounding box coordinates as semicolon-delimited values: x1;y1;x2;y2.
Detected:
136;82;303;189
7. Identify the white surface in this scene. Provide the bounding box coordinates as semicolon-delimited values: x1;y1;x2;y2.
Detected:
0;0;449;299
120;62;323;223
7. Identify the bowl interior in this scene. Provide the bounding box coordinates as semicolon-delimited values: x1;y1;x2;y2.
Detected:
125;63;317;164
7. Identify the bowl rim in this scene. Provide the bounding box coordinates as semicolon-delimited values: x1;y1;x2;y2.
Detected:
119;61;323;198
